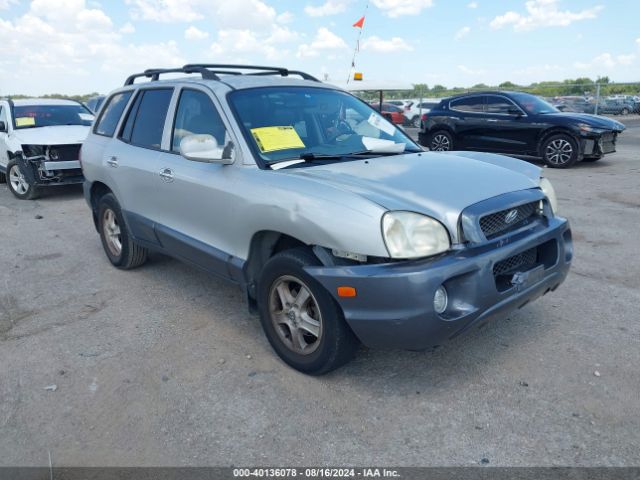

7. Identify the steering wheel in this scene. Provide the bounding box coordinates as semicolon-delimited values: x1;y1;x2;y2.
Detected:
326;119;355;143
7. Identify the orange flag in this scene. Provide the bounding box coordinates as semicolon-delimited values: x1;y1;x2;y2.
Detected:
352;16;365;28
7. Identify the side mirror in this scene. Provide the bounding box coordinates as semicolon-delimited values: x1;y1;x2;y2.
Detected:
179;134;234;164
0;121;7;133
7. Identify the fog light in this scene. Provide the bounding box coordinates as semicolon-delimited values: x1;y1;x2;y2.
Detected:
433;285;448;314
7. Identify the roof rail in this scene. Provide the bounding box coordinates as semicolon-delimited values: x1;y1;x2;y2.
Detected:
124;64;320;86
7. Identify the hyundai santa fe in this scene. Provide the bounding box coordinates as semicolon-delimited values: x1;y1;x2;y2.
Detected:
81;65;573;374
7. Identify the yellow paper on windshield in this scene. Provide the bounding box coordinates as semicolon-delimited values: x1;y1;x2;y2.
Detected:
250;126;305;153
15;117;36;127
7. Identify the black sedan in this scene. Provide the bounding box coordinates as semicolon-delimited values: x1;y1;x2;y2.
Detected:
419;91;625;168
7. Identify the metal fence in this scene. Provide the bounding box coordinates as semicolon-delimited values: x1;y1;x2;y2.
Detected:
350;81;640;118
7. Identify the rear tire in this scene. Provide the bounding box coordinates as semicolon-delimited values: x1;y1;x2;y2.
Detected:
7;160;39;200
411;115;420;128
621;108;629;115
541;134;579;169
98;193;148;269
429;130;453;151
257;248;359;375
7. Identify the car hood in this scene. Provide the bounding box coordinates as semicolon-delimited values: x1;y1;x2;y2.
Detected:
11;125;90;145
284;151;541;240
542;112;625;131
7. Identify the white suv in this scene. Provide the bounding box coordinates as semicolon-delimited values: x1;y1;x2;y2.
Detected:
0;98;94;199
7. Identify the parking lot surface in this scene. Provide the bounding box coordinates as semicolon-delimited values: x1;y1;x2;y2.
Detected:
1;120;639;467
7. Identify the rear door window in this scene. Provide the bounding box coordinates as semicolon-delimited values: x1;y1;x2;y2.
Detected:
449;96;484;113
94;91;133;137
485;95;519;114
120;88;173;149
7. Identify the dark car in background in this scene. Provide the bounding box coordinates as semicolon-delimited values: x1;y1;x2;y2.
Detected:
554;96;595;114
419;91;625;168
596;99;635;115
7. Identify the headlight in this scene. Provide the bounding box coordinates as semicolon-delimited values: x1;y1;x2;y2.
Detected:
21;144;45;158
382;211;450;259
540;177;558;214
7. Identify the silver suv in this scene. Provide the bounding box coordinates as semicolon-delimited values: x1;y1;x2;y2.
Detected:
82;64;573;374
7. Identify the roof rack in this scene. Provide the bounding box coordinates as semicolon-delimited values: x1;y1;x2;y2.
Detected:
124;64;319;86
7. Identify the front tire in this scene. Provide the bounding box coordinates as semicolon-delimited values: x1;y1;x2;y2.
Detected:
7;161;38;200
98;193;148;269
257;248;358;375
411;115;420;128
429;130;453;151
541;134;579;168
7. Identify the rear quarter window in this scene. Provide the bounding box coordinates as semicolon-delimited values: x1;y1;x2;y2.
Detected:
94;91;133;137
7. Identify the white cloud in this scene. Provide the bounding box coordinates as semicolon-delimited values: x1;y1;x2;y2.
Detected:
361;36;413;53
0;0;18;9
458;65;486;75
119;22;136;34
372;0;434;18
125;0;277;29
304;0;346;17
297;27;347;58
467;1;478;8
209;25;300;61
574;52;636;70
277;11;294;23
0;0;186;94
455;26;471;40
490;0;603;32
184;25;209;40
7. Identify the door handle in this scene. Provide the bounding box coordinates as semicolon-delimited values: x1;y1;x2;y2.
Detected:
159;168;174;183
106;156;118;167
486;119;499;122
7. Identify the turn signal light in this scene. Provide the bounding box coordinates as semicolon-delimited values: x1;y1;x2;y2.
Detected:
337;286;357;297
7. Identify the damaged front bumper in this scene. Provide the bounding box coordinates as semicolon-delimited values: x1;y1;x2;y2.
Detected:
17;146;84;186
305;216;572;350
579;130;622;159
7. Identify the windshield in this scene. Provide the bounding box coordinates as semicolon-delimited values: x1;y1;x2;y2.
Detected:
510;93;558;115
13;104;94;129
228;87;420;165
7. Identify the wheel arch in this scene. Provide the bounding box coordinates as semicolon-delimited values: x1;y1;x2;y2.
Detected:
537;127;579;157
243;231;310;299
89;181;114;230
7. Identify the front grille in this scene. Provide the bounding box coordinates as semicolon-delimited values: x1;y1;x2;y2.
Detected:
48;144;81;161
493;247;537;276
479;201;538;239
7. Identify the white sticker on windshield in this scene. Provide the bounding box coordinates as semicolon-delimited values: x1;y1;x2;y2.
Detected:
367;112;396;136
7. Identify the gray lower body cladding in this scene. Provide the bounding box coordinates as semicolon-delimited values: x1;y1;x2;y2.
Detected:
306;217;572;350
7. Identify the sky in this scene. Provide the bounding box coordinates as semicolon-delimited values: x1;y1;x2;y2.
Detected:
0;0;639;95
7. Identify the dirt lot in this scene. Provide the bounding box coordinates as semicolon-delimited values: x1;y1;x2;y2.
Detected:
1;120;639;467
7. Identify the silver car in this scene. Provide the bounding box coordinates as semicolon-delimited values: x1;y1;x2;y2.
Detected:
81;64;573;374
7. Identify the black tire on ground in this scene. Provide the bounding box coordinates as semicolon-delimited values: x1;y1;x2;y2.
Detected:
429;130;454;151
540;133;579;169
97;193;148;269
621;108;629;115
411;115;420;128
6;160;39;200
257;247;359;375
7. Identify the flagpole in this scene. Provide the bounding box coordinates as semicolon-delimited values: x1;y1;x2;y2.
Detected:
346;0;369;85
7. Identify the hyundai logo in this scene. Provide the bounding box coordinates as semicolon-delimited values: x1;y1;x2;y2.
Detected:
504;209;518;224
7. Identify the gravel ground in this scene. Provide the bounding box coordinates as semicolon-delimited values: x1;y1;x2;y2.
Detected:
0;120;638;467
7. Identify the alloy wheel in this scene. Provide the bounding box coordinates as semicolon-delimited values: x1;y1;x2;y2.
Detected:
545;139;573;166
431;134;451;151
9;164;29;195
102;208;122;257
268;275;323;355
